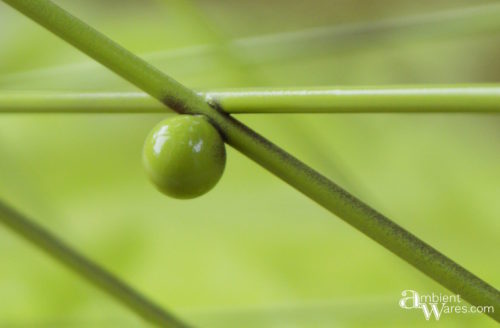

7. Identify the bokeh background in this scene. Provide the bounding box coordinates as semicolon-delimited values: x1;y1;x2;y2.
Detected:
0;0;499;326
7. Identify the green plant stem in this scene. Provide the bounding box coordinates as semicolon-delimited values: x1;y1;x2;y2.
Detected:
3;0;500;323
0;200;190;328
0;91;164;113
210;86;500;113
1;87;500;113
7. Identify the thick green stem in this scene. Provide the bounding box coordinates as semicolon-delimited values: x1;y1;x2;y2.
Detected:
1;87;499;113
0;200;190;328
2;0;499;323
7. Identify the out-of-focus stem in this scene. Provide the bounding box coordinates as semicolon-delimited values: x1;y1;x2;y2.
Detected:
0;201;190;328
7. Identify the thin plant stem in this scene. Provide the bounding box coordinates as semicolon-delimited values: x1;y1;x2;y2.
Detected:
209;86;500;114
1;86;500;114
0;200;190;328
2;0;499;323
154;1;379;207
0;91;165;113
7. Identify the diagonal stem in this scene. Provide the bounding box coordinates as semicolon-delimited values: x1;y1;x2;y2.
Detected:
0;200;190;327
2;0;499;323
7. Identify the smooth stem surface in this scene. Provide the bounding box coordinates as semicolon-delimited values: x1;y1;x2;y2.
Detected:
0;200;190;328
0;92;165;113
3;0;500;322
1;87;500;113
210;86;500;113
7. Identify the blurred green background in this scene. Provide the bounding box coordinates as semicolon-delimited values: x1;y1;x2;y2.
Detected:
0;0;499;326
